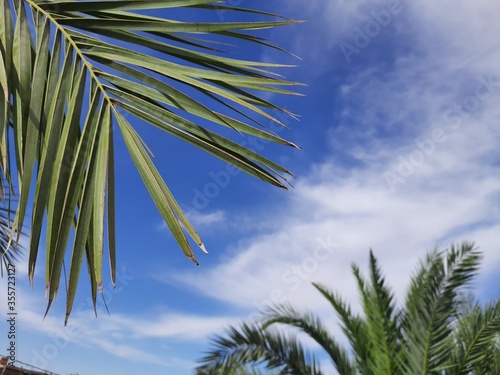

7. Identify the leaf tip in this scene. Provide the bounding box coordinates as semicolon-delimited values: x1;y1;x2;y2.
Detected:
199;242;209;254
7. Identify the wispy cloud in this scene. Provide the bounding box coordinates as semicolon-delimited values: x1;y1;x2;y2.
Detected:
166;0;500;324
17;291;238;370
156;210;226;234
185;210;226;227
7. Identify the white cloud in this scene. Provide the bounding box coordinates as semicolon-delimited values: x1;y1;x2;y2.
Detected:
185;210;226;227
127;313;237;339
166;0;500;330
156;210;226;236
15;291;237;370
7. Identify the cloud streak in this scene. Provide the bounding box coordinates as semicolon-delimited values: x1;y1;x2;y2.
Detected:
167;0;500;328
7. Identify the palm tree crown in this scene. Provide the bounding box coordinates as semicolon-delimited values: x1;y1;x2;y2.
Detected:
196;242;500;374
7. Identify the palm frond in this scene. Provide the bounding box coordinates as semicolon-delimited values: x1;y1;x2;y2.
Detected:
351;251;401;375
262;304;355;375
313;282;372;375
448;296;500;375
401;242;482;374
2;0;302;321
195;322;323;375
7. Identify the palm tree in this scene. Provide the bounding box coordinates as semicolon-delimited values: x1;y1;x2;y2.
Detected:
196;242;500;374
1;1;301;321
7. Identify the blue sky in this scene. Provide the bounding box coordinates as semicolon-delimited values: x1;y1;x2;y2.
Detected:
1;0;500;374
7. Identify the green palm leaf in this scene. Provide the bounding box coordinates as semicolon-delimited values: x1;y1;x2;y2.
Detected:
351;251;402;375
195;322;323;375
1;0;302;321
449;296;500;375
313;282;373;374
401;242;483;374
262;304;355;375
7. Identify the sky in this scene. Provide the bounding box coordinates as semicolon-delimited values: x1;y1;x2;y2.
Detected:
1;0;500;374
